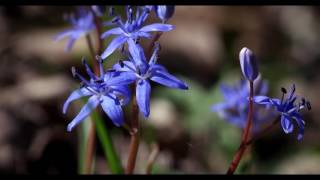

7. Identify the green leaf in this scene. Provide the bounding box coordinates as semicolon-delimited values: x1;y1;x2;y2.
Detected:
92;110;124;174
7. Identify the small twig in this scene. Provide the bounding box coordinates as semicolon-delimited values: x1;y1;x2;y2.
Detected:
146;143;160;174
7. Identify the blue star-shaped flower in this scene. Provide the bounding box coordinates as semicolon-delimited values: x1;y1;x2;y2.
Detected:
110;41;188;118
54;9;95;52
253;84;311;140
63;58;131;132
100;6;175;60
211;79;275;131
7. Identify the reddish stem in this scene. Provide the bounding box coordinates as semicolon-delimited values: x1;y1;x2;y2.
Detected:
226;81;254;175
125;86;140;174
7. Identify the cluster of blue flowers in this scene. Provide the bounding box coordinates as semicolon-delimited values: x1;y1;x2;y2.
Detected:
212;47;311;140
58;6;188;132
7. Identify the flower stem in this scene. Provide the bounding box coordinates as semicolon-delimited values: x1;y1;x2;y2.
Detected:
126;85;140;174
226;81;254;175
146;143;160;174
246;117;280;146
85;34;99;73
84;121;96;174
83;34;100;174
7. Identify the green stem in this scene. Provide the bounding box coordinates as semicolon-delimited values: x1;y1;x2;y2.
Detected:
92;110;124;174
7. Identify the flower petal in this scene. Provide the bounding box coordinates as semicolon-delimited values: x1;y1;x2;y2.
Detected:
139;23;175;32
101;35;127;59
65;37;77;52
54;29;73;41
107;71;137;86
100;96;124;127
281;114;294;134
252;96;271;105
136;79;151;118
101;27;123;39
150;67;188;90
211;102;230;112
63;87;93;114
127;39;148;73
67;95;99;132
113;60;137;72
110;85;131;105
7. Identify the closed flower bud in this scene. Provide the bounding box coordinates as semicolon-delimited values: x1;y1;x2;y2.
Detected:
155;6;175;22
239;47;259;81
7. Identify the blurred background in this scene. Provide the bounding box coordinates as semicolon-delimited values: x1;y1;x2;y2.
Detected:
0;6;319;174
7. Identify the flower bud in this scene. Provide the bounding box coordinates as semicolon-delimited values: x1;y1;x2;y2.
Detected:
239;47;259;81
155;6;175;22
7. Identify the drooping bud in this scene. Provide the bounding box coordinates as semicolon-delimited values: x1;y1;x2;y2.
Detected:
239;47;259;81
154;6;175;22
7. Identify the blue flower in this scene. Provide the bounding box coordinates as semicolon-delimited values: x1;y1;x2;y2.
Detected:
54;9;95;52
111;42;188;118
253;84;310;140
63;58;131;132
211;78;275;131
239;47;259;81
100;6;175;60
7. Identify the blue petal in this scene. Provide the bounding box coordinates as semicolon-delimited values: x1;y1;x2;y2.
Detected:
65;37;77;52
150;67;188;90
67;95;99;132
252;96;271;105
281;114;294;134
211;102;230;112
101;35;127;59
101;27;123;39
127;39;148;73
290;112;305;140
220;84;235;100
136;79;151;118
110;85;132;105
63;87;93;114
139;23;175;32
107;71;137;86
137;31;152;39
54;30;73;41
113;60;137;72
100;96;124;127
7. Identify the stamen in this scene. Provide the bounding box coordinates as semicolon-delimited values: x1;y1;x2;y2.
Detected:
149;42;160;65
289;84;296;100
119;60;125;68
301;98;306;105
306;101;312;110
71;66;92;86
126;6;133;24
281;87;287;94
96;55;104;78
71;66;77;78
82;57;97;80
118;60;136;72
84;86;97;94
109;6;114;16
